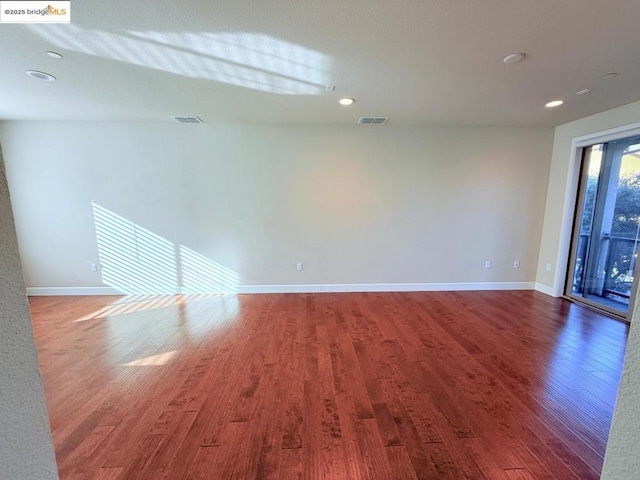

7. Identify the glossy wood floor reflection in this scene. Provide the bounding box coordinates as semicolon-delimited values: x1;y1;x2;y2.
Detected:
30;291;629;480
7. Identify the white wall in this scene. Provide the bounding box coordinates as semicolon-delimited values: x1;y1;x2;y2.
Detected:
602;285;640;478
0;122;552;293
536;99;640;292
0;143;58;479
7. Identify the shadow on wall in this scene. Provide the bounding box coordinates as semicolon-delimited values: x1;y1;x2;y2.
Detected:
92;202;239;294
29;25;332;95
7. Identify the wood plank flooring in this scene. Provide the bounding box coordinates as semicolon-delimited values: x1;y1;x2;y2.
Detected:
29;291;629;479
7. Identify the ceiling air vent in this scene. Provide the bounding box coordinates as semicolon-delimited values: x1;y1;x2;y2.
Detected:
171;116;203;124
357;117;389;125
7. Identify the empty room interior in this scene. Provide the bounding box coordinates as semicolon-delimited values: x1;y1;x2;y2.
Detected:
3;1;640;479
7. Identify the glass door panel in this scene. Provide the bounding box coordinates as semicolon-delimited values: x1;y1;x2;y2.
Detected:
569;144;602;298
566;136;640;318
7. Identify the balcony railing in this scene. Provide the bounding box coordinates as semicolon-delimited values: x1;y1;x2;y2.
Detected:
574;233;638;303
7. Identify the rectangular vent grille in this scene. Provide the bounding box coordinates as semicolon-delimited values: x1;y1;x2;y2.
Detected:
358;117;389;125
172;116;203;124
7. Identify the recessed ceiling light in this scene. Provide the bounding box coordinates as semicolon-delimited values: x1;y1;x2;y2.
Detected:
576;88;592;95
46;51;62;59
503;53;526;64
339;97;355;106
604;72;618;79
545;100;564;108
25;70;56;81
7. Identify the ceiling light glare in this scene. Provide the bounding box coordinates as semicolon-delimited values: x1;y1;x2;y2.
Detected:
339;97;355;106
503;53;526;64
545;100;564;108
576;88;592;95
604;72;618;79
25;70;56;81
46;51;63;59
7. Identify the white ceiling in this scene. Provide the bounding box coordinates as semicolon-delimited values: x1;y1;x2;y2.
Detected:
1;0;640;126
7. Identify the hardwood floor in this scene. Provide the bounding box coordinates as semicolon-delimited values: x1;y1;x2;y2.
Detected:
29;291;629;479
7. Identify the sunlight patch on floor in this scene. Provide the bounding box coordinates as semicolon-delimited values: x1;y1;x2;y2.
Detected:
120;350;177;367
74;293;219;322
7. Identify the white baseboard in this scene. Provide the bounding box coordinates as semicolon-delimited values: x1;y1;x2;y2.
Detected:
239;282;535;293
534;282;557;297
27;282;535;296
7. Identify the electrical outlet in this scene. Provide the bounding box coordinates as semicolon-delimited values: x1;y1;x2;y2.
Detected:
513;260;519;269
90;263;98;272
296;262;303;271
546;263;552;271
484;260;491;269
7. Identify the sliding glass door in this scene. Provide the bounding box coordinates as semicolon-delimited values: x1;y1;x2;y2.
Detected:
566;135;640;318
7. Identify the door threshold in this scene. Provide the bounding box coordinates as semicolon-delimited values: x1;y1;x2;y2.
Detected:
562;295;630;323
